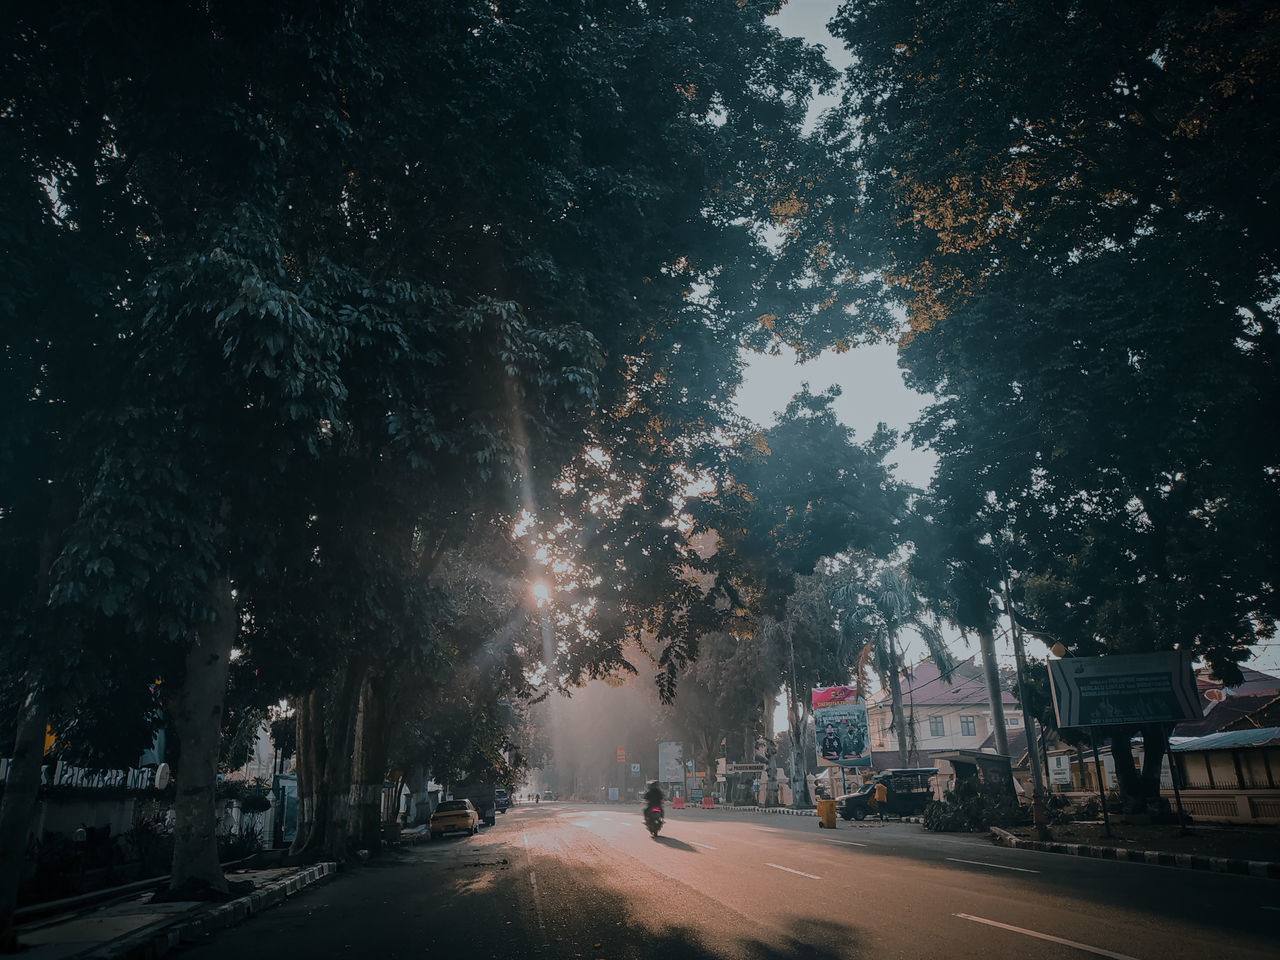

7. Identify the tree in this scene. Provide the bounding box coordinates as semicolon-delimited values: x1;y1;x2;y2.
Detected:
834;563;954;767
818;0;1279;815
2;0;839;918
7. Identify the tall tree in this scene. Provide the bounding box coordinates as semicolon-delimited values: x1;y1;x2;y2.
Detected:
818;0;1279;814
3;0;839;915
834;562;954;766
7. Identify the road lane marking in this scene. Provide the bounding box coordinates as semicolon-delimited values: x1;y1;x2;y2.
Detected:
690;841;717;850
954;914;1140;960
826;839;867;847
522;833;549;947
765;862;822;880
528;872;549;946
947;857;1039;874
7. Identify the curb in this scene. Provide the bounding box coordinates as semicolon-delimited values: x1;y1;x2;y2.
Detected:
80;862;338;959
989;827;1280;880
709;805;925;822
711;805;816;817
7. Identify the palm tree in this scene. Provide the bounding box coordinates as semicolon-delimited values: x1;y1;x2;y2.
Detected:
837;563;955;766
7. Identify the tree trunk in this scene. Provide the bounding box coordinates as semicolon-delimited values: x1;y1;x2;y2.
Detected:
1139;724;1169;807
349;668;393;855
886;633;910;766
318;661;363;861
0;689;49;950
289;688;325;858
1108;727;1152;814
762;693;779;807
290;660;363;863
0;514;68;947
406;762;430;825
786;685;806;807
976;624;1010;757
167;576;237;895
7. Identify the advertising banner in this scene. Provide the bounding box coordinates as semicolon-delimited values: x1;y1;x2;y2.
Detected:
811;685;872;768
658;741;685;782
1047;651;1199;728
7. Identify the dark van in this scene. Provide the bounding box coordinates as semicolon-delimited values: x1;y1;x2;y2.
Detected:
837;768;938;821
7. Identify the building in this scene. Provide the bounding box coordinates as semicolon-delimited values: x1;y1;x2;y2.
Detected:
1175;665;1280;738
865;659;1021;773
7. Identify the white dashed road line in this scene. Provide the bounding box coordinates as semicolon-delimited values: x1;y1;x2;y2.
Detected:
690;841;717;850
825;839;867;847
954;914;1141;960
765;862;822;880
523;833;549;947
947;857;1039;874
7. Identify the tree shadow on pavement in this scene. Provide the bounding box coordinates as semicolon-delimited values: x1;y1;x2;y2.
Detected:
416;844;870;960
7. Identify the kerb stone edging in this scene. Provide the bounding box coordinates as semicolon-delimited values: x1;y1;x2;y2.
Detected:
81;862;338;959
712;804;816;816
989;826;1280;880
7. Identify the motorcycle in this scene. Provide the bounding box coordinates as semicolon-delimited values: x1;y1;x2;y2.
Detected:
643;804;664;838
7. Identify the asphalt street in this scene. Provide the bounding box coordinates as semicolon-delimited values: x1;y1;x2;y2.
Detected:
175;803;1278;960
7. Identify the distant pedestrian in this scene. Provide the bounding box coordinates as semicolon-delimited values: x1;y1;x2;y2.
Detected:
873;780;888;820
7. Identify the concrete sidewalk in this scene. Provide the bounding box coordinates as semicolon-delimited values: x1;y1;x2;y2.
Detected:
14;862;336;960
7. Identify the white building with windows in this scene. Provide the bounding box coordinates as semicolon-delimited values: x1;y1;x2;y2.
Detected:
865;659;1021;771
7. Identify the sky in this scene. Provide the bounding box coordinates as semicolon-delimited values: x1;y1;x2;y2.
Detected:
739;4;935;490
741;4;1280;721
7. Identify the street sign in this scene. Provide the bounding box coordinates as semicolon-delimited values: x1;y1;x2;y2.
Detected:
616;746;626;763
630;762;641;775
724;762;766;773
1047;651;1199;728
1048;754;1072;785
658;742;684;781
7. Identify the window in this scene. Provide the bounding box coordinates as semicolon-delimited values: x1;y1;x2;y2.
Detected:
1007;716;1021;726
928;716;945;737
960;715;976;737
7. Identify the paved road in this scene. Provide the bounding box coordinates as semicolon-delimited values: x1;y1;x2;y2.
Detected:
177;803;1278;959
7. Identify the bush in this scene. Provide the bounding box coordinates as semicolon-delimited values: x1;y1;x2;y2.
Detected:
1044;793;1073;825
923;798;971;831
1073;796;1101;821
922;776;1023;832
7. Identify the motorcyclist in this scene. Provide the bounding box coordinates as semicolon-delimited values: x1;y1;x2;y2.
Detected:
643;780;664;815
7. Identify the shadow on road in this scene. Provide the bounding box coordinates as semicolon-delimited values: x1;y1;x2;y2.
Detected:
651;834;698;852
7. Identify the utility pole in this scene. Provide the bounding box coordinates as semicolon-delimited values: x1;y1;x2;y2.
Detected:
1003;578;1051;840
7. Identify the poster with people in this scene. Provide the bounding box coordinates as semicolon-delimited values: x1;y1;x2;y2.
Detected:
812;685;871;768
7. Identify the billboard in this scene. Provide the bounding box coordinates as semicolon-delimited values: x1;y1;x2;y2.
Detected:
1047;651;1199;728
658;741;685;782
812;685;872;768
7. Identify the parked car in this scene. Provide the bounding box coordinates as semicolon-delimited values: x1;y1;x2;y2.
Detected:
452;778;498;826
837;768;938;821
494;788;510;812
430;799;480;838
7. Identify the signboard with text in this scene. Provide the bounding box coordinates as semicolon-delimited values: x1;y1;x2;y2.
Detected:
658;742;684;782
1048;652;1199;728
812;685;872;769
